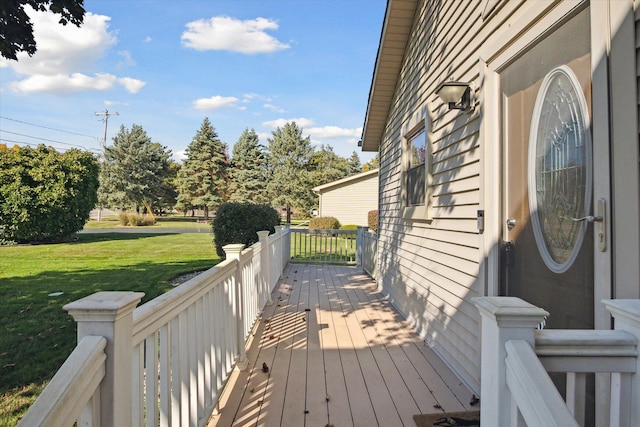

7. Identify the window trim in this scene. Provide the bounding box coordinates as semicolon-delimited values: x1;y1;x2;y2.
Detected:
401;115;432;222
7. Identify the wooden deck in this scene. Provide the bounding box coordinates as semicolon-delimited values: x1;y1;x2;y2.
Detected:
208;264;477;427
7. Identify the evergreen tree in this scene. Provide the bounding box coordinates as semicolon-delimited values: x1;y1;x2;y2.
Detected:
309;144;349;188
228;128;269;204
347;151;362;175
266;121;315;222
176;118;229;219
98;124;174;212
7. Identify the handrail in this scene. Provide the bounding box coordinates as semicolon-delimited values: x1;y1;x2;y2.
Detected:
17;336;106;427
132;259;235;345
475;297;640;427
535;329;638;372
505;340;580;427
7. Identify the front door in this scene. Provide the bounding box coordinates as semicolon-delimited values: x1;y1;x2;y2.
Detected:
499;7;595;330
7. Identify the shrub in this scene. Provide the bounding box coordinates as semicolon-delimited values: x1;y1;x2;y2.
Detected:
339;224;358;231
118;211;156;226
0;145;99;243
212;202;281;257
309;216;341;230
368;210;378;233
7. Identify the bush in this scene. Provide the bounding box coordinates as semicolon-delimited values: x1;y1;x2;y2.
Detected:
309;216;341;230
118;211;156;226
0;145;99;243
339;224;358;231
212;202;281;257
368;210;378;233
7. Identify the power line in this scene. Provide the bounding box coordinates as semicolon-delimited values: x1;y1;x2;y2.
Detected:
0;116;98;141
0;137;101;154
0;130;97;151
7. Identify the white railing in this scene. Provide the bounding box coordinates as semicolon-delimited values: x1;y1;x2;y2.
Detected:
18;227;291;427
357;226;377;277
290;228;357;264
474;297;640;427
17;336;106;427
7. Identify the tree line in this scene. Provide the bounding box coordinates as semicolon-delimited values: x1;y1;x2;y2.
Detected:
0;119;378;242
99;118;378;221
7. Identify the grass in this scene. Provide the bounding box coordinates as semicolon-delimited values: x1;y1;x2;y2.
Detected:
290;231;356;264
83;214;213;230
0;232;219;426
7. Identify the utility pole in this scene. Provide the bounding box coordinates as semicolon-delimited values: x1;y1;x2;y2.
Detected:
94;109;119;155
94;110;119;221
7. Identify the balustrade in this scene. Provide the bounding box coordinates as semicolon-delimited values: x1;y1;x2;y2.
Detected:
474;297;640;427
18;227;291;427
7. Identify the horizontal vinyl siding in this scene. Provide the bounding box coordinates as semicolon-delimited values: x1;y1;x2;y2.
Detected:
318;175;379;225
375;0;526;394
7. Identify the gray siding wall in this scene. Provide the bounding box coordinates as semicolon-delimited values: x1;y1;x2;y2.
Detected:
318;174;378;226
636;1;640;136
375;0;527;394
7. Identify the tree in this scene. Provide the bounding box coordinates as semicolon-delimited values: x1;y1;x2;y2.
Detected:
0;145;98;242
98;124;175;212
175;118;229;219
309;144;349;188
1;0;85;60
347;151;362;175
266;121;315;222
228;128;269;204
363;153;380;171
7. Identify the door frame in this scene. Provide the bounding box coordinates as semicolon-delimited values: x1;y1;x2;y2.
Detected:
479;0;616;330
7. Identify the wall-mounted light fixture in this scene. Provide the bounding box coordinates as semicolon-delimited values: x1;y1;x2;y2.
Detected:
436;81;474;112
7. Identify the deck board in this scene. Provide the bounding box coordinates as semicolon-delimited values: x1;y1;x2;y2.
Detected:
208;264;477;427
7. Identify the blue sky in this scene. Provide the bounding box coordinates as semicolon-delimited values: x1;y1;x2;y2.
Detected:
0;0;386;162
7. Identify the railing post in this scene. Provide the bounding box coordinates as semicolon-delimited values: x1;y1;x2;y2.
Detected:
473;297;549;426
64;291;144;427
603;299;640;425
356;226;368;267
223;243;248;371
257;230;272;305
283;223;291;265
274;225;284;278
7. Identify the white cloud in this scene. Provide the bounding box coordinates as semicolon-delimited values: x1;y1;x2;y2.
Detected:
118;77;145;93
263;103;285;113
193;95;239;110
143;36;153;43
173;150;187;162
181;16;290;54
2;7;145;95
11;73;117;93
306;126;362;139
117;50;136;68
9;73;145;94
262;117;315;129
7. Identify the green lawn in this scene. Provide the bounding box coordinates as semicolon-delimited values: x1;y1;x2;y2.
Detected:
290;232;356;264
84;214;212;229
0;232;220;425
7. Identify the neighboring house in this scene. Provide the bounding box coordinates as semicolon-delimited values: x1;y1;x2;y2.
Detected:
312;169;378;226
360;0;639;416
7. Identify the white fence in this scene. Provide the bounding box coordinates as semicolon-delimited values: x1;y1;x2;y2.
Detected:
18;226;291;427
474;297;640;427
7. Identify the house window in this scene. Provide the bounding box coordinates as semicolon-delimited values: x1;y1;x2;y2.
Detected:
407;127;427;206
403;119;432;221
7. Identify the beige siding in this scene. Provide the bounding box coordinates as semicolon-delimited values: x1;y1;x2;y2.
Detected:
375;0;528;394
317;173;378;226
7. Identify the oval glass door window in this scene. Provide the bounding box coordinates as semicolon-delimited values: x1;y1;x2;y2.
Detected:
528;65;592;273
